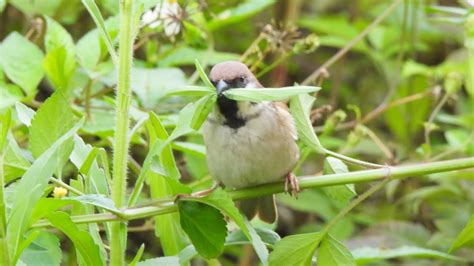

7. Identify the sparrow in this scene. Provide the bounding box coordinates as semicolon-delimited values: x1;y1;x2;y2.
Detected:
202;61;300;223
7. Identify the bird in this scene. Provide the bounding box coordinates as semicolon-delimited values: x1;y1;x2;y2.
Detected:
202;61;300;223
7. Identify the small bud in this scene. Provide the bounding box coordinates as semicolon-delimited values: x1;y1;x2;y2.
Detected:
444;72;463;95
53;187;68;198
293;34;320;54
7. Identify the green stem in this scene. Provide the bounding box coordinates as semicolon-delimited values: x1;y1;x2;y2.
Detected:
321;178;391;236
323;148;385;169
110;0;134;264
31;157;474;227
0;155;11;266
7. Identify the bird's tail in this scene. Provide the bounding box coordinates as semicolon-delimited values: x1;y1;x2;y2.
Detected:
239;195;277;223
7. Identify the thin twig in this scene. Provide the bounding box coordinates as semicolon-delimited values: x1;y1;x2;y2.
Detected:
302;0;403;85
424;93;450;159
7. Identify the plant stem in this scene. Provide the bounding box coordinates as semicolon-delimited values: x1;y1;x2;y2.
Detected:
321;178;391;236
0;155;11;266
110;0;134;264
31;157;474;227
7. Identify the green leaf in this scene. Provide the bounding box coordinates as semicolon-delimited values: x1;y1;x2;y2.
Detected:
0;84;23;110
158;47;239;67
322;157;356;204
15;103;35;127
289;94;324;152
46;211;103;265
67;194;121;215
70;136;110;196
194;59;215;88
19;231;62;266
190;94;217;130
3;135;30;183
352;246;465;264
269;232;322;266
0;32;44;95
29;92;78;177
0;0;5;12
7;118;83;261
81;0;117;63
136;256;180;266
141;112;189;256
172;141;206;157
207;0;276;30
130;67;187;108
178;228;280;264
164;85;215;97
76;16;119;72
178;201;227;259
318;235;355;266
30;198;77;224
223;86;320;102
184;188;269;264
129;244;145;266
8;0;62;16
43;16;76;90
449;215;474;252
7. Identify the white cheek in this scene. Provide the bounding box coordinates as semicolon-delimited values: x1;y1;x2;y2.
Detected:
245;82;257;88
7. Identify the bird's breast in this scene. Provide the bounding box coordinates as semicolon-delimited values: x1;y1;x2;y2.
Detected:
203;103;299;189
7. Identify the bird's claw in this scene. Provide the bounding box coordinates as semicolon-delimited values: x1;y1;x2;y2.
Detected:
285;172;300;198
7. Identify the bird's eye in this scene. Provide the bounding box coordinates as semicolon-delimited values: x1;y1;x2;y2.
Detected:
238;76;245;83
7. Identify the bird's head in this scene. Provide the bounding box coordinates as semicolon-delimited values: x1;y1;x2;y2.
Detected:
209;61;261;95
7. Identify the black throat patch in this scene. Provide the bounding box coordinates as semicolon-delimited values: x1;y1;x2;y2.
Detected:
217;96;246;129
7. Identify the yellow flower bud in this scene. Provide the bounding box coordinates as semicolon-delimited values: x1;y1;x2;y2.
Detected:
53;187;68;198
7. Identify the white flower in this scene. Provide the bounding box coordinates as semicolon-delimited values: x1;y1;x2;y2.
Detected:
141;0;182;38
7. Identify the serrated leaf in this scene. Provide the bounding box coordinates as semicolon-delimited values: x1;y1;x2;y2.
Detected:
269;232;322;266
449;215;474;252
46;211;103;265
0;32;44;95
7;118;83;261
43;16;76;90
318;235;355;266
289;93;324;152
185;188;269;264
178;228;280;264
352;246;464;264
223;86;320;102
178;201;227;259
29;92;78;178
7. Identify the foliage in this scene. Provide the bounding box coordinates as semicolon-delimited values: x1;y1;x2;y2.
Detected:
0;0;473;265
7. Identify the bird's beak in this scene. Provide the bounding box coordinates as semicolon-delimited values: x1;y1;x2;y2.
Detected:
216;80;229;95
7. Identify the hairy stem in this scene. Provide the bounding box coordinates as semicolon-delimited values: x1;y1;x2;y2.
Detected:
110;0;134;264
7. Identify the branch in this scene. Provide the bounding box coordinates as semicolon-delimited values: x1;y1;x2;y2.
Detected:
31;157;474;228
301;0;403;85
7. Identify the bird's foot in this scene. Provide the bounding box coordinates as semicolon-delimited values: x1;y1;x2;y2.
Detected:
284;172;300;198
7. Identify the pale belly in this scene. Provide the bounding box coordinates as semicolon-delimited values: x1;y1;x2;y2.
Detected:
202;106;299;189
